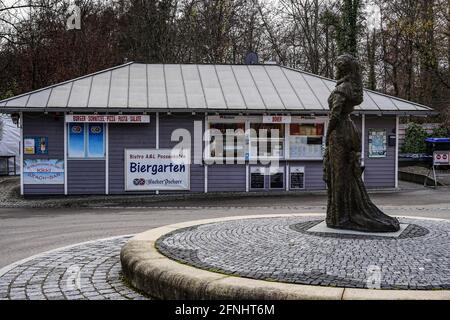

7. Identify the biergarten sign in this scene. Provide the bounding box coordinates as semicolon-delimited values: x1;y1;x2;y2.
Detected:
124;149;190;191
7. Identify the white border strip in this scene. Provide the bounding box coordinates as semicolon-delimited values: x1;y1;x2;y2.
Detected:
395;115;399;189
361;114;365;181
64;114;68;195
105;123;109;195
156;112;159;195
19;112;23;195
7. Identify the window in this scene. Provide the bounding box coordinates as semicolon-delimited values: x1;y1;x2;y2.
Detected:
250;123;285;159
208;122;245;159
68;123;105;159
289;123;325;159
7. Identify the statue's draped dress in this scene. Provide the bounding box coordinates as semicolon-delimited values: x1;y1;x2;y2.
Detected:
324;83;400;232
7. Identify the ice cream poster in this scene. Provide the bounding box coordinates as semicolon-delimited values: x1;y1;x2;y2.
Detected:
368;129;387;158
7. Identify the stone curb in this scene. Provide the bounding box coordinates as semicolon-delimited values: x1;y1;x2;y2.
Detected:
120;214;450;300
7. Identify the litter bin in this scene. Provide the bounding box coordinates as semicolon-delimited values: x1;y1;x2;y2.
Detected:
424;138;450;186
426;137;450;154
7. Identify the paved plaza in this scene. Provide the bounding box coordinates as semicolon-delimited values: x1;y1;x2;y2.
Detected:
0;236;148;300
156;217;450;290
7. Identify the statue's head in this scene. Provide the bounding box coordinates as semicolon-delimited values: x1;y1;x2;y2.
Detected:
335;53;363;106
335;53;358;80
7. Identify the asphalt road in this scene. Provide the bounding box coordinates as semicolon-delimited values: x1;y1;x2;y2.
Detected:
1;181;450;268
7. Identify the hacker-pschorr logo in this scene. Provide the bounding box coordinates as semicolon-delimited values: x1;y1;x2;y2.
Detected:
133;178;145;186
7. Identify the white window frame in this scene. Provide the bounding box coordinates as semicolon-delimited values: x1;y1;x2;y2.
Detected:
67;123;106;160
248;122;286;161
205;116;253;163
204;115;328;162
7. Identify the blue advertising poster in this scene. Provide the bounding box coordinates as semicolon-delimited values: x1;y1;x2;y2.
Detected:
24;137;48;155
88;124;105;157
23;159;64;184
68;123;85;158
368;129;387;158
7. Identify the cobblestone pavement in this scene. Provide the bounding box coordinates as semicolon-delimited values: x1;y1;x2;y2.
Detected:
0;236;149;300
157;217;450;290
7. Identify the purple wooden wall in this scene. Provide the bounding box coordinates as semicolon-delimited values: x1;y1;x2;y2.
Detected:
23;113;64;195
21;113;397;195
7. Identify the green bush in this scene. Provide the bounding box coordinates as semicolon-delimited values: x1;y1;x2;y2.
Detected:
401;122;428;153
430;126;449;138
402;123;449;153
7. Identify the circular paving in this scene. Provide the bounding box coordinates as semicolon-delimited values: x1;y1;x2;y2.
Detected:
156;217;450;290
0;236;148;300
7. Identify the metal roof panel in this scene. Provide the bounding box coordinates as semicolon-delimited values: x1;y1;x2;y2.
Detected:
215;65;246;109
232;65;265;109
129;64;147;108
265;66;302;109
282;69;323;110
165;64;187;109
367;91;399;111
88;71;111;108
109;66;129;108
68;77;91;108
147;64;167;108
181;64;206;109
47;82;72;107
26;89;51;108
248;65;285;110
198;65;227;109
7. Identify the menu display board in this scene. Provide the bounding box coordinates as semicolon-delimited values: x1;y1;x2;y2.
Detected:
290;166;305;190
289;123;325;159
24;137;48;155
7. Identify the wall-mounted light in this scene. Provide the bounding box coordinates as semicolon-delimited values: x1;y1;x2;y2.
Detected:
11;113;20;125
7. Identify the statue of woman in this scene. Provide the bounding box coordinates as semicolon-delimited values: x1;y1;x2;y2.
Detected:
323;54;400;232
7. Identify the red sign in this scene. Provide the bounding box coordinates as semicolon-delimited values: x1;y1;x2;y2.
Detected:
433;151;450;165
263;115;291;124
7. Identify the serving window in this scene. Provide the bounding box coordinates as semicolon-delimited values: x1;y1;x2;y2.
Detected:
208;122;245;159
205;116;327;162
289;122;325;159
249;123;285;159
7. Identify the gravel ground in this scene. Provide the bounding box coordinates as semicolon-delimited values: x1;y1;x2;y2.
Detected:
400;165;450;185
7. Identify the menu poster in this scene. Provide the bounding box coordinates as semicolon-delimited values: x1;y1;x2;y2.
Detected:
290;166;305;189
368;129;387;158
24;137;48;155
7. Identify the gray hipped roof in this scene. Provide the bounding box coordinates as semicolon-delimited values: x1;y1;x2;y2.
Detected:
0;62;434;114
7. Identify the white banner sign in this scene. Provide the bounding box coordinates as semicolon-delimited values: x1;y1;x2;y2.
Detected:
433;151;450;165
125;149;190;191
23;159;64;184
65;114;150;123
263;115;291;124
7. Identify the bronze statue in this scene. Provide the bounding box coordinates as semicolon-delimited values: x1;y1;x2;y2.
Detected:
323;54;400;232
